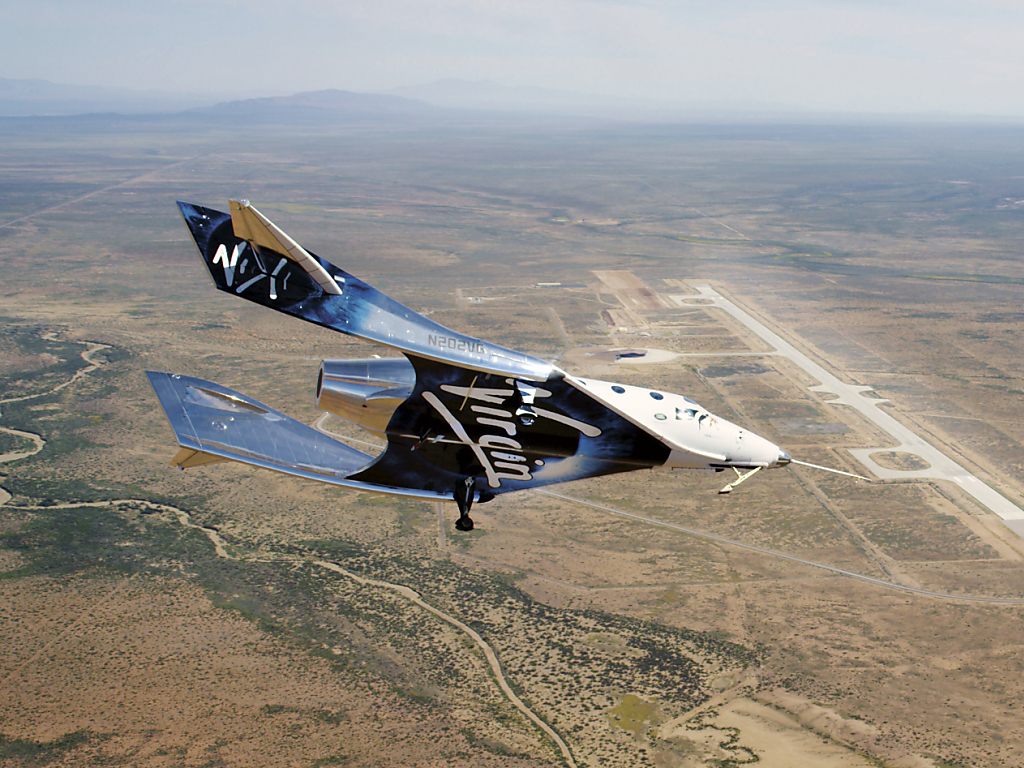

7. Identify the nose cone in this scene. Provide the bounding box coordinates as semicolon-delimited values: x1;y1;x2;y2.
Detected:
775;449;791;467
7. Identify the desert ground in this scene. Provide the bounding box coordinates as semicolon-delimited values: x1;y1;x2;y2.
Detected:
3;116;1024;766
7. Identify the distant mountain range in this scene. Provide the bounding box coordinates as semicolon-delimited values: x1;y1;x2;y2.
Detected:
0;77;1015;124
388;78;826;120
0;79;438;123
0;76;807;121
0;77;804;122
391;78;629;116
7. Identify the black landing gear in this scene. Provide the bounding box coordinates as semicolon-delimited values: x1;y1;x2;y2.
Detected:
453;476;475;531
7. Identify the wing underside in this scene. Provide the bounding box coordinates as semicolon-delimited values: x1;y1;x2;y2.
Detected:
347;356;672;497
146;370;456;503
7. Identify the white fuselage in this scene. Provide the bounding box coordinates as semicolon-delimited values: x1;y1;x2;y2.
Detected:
570;377;790;471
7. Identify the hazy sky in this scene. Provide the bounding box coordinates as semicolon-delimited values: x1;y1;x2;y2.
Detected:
5;0;1024;115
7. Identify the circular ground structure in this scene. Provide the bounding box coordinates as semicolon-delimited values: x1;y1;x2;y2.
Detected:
869;451;931;471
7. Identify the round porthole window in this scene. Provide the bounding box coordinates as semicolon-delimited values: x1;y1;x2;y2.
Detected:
611;385;625;394
650;392;664;400
654;413;667;420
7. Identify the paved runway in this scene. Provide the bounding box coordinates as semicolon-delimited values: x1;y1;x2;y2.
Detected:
673;286;1024;536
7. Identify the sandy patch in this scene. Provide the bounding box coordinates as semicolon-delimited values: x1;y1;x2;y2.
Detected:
714;698;876;768
759;690;938;768
593;271;672;310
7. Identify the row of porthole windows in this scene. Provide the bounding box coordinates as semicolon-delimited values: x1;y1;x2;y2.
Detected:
608;385;670;418
609;385;664;402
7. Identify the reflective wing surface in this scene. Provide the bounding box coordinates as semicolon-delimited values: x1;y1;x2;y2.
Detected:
147;369;481;502
147;371;374;480
147;370;456;503
177;201;554;381
148;361;674;502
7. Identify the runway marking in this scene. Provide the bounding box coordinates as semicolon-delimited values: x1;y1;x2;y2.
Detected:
675;286;1024;535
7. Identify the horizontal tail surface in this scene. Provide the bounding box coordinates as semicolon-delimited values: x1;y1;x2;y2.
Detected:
146;370;374;480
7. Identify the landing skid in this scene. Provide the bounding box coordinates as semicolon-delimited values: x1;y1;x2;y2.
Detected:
718;457;871;495
718;466;762;494
454;476;475;531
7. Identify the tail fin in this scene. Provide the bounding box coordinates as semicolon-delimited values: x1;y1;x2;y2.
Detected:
176;200;553;381
227;200;342;296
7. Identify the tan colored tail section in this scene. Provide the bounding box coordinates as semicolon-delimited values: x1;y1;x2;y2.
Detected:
229;199;342;295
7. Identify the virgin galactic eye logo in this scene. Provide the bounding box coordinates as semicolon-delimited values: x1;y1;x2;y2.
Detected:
212;242;291;301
